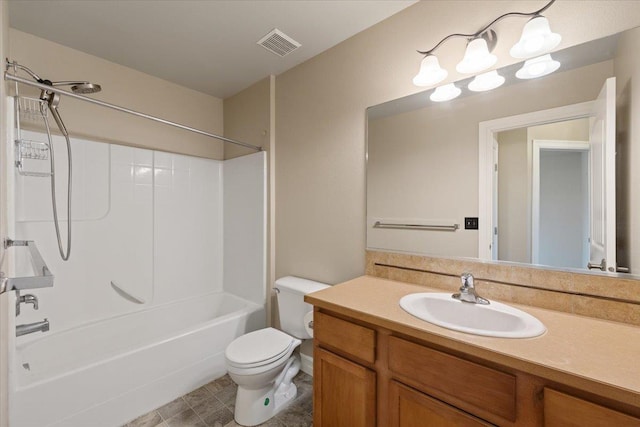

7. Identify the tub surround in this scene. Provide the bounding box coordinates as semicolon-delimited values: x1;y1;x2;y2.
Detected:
10;136;268;427
305;275;640;424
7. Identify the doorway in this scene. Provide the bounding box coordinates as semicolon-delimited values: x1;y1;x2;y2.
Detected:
532;140;590;268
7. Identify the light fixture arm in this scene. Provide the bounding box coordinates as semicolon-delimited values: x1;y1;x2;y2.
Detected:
417;0;556;55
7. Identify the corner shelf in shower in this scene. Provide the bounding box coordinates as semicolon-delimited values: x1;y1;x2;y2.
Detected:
14;96;53;177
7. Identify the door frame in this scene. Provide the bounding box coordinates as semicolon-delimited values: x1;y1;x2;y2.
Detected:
478;101;595;260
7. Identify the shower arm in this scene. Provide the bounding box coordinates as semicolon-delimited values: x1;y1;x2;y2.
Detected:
4;68;264;152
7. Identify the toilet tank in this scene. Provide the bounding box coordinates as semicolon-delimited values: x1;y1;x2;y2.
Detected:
275;276;329;339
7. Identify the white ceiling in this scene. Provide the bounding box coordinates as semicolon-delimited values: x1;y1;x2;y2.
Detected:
8;0;416;99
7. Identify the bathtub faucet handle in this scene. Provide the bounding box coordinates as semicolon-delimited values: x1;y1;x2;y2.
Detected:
16;291;39;316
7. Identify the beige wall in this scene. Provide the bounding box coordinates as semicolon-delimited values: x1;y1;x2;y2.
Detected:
614;26;640;274
9;30;225;159
224;77;271;159
274;1;640;285
528;119;590;141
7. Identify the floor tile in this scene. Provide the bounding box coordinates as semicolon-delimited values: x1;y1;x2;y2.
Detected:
191;395;227;421
125;411;165;427
165;408;207;427
275;404;313;427
201;406;234;427
157;397;191;420
184;386;215;409
126;371;313;427
205;374;234;393
214;383;238;411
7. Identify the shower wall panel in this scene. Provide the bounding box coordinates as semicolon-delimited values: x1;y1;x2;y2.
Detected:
14;133;228;335
153;151;224;304
223;151;267;305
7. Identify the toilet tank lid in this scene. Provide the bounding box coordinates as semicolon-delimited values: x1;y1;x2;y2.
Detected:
275;276;330;294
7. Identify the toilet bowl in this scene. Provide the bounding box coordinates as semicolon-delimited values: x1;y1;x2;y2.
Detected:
224;276;329;426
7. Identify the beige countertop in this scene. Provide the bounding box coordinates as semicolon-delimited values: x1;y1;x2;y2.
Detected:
305;275;640;408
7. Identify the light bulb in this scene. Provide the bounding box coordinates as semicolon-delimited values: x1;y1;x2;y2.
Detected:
413;55;448;87
430;83;461;102
510;16;561;59
456;37;497;74
468;70;505;92
515;54;560;79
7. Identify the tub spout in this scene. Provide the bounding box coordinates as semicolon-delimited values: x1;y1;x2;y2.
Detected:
16;319;49;337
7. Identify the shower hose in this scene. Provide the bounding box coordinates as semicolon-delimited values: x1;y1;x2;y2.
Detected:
40;102;71;261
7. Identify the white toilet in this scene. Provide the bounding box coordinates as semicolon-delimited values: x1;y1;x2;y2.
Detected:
225;276;329;426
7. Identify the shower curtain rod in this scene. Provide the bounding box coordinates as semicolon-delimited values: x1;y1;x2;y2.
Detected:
4;73;264;152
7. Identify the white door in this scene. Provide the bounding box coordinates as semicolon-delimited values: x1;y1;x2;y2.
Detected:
588;77;616;272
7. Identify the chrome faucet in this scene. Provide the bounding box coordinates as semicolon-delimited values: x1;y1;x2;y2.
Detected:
452;273;490;305
16;291;39;316
16;319;49;337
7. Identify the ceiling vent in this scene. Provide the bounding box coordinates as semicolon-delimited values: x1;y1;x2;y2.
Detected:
257;29;301;57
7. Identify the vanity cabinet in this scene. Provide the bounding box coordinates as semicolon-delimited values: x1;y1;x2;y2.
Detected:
314;348;376;427
313;311;377;427
543;388;640;427
389;381;493;427
312;309;640;427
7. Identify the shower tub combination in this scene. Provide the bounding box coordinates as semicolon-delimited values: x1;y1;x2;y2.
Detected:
12;292;264;427
5;61;267;427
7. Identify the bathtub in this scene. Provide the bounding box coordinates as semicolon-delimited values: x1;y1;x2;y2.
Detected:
11;292;265;427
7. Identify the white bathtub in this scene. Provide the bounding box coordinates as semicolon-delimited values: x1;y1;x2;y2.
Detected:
11;292;265;427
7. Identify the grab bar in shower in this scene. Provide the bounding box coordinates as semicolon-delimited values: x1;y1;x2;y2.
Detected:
0;239;54;294
373;221;460;231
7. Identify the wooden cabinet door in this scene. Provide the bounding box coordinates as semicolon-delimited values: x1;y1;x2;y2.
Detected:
544;388;640;427
314;347;376;427
389;381;494;427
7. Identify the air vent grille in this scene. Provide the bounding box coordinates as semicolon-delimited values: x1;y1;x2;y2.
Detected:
257;29;301;57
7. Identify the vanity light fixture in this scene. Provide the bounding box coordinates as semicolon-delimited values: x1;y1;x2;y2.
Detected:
456;35;498;74
510;16;562;59
413;55;448;87
413;0;559;87
515;54;560;79
468;70;505;92
430;83;462;102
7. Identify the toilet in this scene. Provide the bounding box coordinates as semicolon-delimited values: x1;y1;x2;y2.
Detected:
225;276;329;426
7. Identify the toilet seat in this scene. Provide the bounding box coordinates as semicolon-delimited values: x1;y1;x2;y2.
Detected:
225;327;296;369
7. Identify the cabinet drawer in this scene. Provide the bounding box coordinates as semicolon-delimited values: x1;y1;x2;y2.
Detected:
388;336;516;422
314;311;376;364
544;388;640;427
389;381;494;427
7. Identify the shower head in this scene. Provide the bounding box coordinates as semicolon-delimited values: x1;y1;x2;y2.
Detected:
70;82;102;94
7;61;103;96
49;80;102;94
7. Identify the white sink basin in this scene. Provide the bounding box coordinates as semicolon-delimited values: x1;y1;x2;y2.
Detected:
399;293;546;338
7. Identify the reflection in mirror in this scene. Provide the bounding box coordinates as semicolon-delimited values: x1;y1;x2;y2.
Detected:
496;119;591;269
366;26;640;278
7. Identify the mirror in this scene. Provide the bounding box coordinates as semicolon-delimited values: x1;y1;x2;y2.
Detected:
366;26;639;277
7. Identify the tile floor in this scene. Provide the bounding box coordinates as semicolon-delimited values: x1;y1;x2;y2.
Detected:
123;372;313;427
